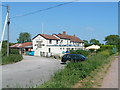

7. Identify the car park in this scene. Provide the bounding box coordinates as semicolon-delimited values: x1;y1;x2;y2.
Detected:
61;54;86;63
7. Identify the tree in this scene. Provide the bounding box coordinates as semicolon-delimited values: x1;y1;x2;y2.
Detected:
17;32;31;43
1;40;15;56
83;40;91;47
104;35;119;45
104;35;120;52
2;40;15;48
90;39;101;45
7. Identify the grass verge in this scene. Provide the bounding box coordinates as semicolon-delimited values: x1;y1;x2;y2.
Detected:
37;50;115;88
72;55;116;88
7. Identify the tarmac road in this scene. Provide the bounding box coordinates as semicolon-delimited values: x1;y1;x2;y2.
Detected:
2;55;65;88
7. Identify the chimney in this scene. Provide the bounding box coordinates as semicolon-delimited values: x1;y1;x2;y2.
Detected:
73;34;76;37
63;31;66;35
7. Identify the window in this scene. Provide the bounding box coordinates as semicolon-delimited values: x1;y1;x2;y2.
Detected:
35;44;38;46
56;40;58;44
49;40;52;44
48;48;51;53
60;48;62;50
60;40;63;43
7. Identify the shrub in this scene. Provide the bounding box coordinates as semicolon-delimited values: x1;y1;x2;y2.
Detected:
98;45;115;51
2;54;23;65
1;48;7;56
99;51;110;57
70;50;90;57
10;49;19;54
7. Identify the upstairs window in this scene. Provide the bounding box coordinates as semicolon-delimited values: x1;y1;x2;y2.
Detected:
56;40;58;44
49;40;52;44
60;40;63;43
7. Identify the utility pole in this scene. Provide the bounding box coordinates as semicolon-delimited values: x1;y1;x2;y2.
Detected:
7;5;10;56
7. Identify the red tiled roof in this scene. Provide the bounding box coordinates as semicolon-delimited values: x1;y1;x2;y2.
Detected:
10;42;32;48
54;34;84;43
32;34;59;40
32;32;83;43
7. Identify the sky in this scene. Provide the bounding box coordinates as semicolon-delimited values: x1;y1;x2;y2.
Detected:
1;2;118;44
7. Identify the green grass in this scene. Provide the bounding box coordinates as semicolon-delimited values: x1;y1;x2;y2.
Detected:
72;55;115;88
37;50;114;88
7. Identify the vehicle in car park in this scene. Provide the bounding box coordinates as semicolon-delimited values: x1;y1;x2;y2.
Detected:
61;54;86;63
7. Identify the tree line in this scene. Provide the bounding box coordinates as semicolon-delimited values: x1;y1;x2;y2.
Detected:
2;32;120;52
83;35;120;47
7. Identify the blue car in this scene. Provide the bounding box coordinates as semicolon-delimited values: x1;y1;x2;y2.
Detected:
61;54;86;63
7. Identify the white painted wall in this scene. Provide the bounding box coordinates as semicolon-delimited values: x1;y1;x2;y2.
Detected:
32;34;84;56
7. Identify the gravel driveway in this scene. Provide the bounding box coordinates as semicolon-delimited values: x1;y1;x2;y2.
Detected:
2;55;65;88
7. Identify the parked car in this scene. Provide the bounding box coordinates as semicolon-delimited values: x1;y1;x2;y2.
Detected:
61;54;86;63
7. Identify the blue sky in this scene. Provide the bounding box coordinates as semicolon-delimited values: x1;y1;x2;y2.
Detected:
2;2;118;43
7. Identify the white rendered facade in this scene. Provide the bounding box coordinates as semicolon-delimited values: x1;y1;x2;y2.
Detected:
32;33;84;56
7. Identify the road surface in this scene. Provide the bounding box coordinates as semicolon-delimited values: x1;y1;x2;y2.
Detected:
2;55;65;88
101;56;119;88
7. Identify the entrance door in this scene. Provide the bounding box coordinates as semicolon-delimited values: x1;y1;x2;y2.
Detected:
48;48;51;53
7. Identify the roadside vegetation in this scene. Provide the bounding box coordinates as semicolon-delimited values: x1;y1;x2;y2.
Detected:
1;40;23;65
70;50;90;57
72;55;116;88
38;49;115;88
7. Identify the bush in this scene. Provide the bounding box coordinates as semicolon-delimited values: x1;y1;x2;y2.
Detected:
1;48;7;56
70;50;90;57
2;48;20;56
99;51;110;56
10;49;19;54
2;54;23;65
98;45;115;52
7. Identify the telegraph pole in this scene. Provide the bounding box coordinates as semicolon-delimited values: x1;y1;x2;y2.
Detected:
7;5;10;56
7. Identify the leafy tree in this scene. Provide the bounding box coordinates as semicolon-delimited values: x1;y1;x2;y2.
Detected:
83;40;91;47
1;40;15;56
17;32;31;43
104;35;120;52
2;40;15;48
90;39;101;45
104;35;119;45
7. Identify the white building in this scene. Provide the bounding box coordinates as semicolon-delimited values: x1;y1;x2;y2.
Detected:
32;32;84;56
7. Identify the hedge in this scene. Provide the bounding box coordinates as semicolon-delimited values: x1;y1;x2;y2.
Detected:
70;50;90;57
10;49;19;54
2;54;23;65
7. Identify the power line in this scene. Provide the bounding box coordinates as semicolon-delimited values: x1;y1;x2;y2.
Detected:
10;0;79;19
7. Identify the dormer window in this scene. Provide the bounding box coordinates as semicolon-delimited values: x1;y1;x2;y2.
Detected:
49;40;52;44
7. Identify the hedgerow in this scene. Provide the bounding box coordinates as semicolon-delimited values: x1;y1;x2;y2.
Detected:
2;54;23;65
70;50;90;57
